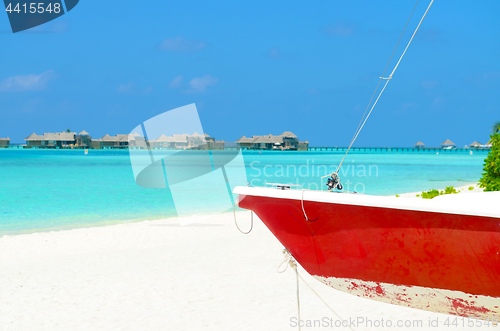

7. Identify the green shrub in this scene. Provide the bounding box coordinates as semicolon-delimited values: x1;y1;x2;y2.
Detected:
479;132;500;191
421;186;458;199
444;186;458;194
421;189;440;199
468;186;474;191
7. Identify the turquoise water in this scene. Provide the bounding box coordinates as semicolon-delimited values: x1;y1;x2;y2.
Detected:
0;149;487;235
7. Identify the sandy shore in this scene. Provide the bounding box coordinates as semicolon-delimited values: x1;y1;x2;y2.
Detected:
0;210;489;330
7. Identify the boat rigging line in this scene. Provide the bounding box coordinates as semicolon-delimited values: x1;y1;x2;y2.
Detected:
324;0;434;188
233;203;254;234
277;249;355;331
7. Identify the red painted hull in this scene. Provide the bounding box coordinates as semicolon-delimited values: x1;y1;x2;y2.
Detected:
236;187;500;318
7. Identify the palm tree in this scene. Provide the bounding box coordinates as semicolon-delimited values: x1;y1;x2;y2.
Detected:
493;121;500;134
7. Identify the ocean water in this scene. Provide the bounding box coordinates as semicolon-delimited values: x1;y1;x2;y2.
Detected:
0;149;488;235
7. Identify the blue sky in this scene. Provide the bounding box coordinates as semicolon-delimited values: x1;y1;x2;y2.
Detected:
0;0;499;147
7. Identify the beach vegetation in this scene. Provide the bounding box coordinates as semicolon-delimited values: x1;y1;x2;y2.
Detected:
443;186;458;194
66;129;71;132
479;131;500;191
468;186;474;191
421;189;440;199
420;186;459;199
492;121;500;134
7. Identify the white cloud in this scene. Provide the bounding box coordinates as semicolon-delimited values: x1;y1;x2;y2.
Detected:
323;22;355;36
188;75;218;92
0;70;55;92
432;96;446;106
142;86;153;94
159;37;208;53
267;47;281;59
117;82;134;93
169;75;184;89
421;80;439;89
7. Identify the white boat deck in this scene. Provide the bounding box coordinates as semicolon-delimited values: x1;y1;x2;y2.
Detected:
233;186;500;219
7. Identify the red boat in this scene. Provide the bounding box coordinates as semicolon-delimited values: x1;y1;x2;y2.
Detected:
234;185;500;319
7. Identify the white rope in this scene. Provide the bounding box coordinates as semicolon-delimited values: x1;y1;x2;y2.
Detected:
388;0;435;79
233;203;253;234
278;250;355;331
301;190;309;221
295;272;355;331
336;0;433;174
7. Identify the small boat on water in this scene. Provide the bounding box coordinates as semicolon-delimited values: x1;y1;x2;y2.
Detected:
234;185;500;318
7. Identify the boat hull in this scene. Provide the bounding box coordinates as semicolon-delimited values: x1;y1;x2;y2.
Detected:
236;187;500;319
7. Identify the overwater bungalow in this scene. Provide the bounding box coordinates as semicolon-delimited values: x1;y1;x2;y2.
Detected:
24;131;92;148
91;134;130;149
75;131;92;148
298;141;309;151
414;141;425;148
25;131;77;148
149;132;215;149
213;140;226;150
235;131;301;150
469;141;482;148
441;139;456;149
0;137;10;147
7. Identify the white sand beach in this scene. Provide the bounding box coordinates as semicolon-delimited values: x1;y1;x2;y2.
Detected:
0;201;491;330
397;183;483;198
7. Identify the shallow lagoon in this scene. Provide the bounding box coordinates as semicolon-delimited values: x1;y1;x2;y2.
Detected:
0;149;487;234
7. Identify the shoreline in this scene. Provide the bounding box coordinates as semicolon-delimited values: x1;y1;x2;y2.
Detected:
395;182;483;198
1;182;484;238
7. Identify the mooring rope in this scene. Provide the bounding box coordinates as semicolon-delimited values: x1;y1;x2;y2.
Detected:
336;0;433;174
300;190;309;221
233;203;253;234
278;249;355;331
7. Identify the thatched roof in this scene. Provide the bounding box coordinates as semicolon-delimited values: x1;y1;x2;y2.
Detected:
414;141;425;146
236;136;254;143
25;133;41;141
253;134;283;144
280;131;297;138
441;139;455;146
79;130;89;135
154;134;175;142
0;137;10;141
469;141;481;147
100;134;129;142
25;132;75;141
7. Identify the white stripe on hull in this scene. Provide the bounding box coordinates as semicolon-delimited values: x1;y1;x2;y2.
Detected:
314;275;500;319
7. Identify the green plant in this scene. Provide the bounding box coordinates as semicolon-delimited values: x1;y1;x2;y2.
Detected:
421;189;440;199
444;186;458;194
66;129;71;133
395;194;400;197
479;132;500;191
468;186;474;191
492;121;500;134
